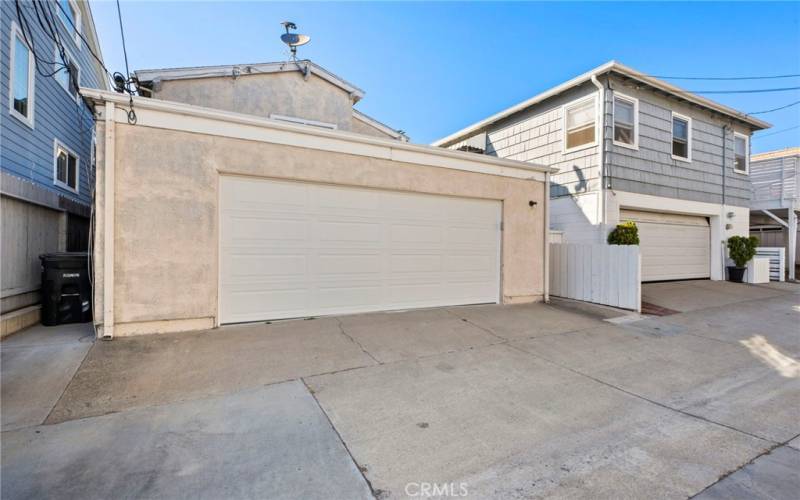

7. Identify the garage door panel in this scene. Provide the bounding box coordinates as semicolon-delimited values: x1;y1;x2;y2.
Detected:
621;209;710;282
220;177;501;323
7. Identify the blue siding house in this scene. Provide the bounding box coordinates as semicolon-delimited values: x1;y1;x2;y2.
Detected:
1;0;108;333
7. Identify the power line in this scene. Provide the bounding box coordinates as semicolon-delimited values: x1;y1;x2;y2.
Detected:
687;86;800;94
116;0;131;78
747;100;800;115
52;0;114;83
753;124;800;139
651;73;800;81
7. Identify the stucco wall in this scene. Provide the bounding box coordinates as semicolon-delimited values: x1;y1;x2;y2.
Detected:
96;122;546;336
152;72;355;131
350;115;397;139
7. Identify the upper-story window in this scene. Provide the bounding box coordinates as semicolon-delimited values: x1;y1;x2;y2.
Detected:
734;133;749;174
613;93;638;149
54;140;79;192
56;0;82;45
563;96;597;152
55;48;80;101
9;22;35;128
671;112;692;162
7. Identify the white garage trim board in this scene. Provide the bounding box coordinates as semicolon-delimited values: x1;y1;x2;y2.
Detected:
220;176;503;324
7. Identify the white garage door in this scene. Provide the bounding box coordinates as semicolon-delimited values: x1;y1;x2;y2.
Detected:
220;176;502;324
621;209;710;282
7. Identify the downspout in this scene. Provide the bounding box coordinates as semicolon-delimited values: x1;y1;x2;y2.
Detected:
544;174;550;303
102;101;116;340
590;75;606;242
721;124;728;206
720;123;730;280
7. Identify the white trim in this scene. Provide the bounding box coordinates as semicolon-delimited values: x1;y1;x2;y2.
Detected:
352;109;406;141
55;0;82;47
733;132;750;175
102;101;116;339
561;94;598;154
54;45;80;103
53;139;80;193
8;22;35;129
432;60;770;147
269;113;337;130
612;92;638;150
670;111;692;162
81;88;557;182
135;60;366;103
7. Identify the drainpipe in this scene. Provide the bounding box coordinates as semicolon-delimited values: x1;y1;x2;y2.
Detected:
591;75;606;243
544;174;550;303
102;101;116;340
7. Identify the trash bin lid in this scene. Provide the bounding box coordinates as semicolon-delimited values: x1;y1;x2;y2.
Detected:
39;252;89;268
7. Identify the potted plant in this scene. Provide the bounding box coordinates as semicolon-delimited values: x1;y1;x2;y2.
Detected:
726;235;759;282
607;221;639;245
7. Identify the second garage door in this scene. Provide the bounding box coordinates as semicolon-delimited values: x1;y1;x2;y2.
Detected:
220;176;502;324
621;209;710;282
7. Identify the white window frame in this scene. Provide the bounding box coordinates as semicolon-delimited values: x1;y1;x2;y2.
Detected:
733;132;749;175
670;111;692;162
269;113;337;130
56;0;82;47
53;139;80;193
54;45;80;103
612;92;638;150
8;22;35;129
561;94;599;154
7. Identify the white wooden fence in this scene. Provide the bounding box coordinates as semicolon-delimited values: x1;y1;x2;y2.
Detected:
549;243;641;311
755;247;786;281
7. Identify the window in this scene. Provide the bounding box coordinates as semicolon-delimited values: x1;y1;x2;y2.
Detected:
269;113;337;130
734;133;749;174
563;96;597;152
613;94;638;148
56;0;81;45
55;48;80;101
8;22;35;127
54;141;79;192
671;112;692;161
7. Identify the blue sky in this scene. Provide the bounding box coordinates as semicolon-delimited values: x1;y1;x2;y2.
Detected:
91;1;800;152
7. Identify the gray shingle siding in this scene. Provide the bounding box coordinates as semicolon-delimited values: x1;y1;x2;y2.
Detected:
448;82;601;198
1;0;104;211
606;75;754;207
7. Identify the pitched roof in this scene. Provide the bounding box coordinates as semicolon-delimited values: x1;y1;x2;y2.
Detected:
752;147;800;161
433;60;771;147
134;60;365;103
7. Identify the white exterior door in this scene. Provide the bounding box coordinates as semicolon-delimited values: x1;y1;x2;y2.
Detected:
621;209;710;282
220;176;502;324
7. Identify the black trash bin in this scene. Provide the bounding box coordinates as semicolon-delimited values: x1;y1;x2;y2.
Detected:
40;252;92;326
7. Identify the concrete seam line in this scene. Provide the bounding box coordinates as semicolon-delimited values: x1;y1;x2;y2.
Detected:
442;309;507;342
505;342;779;445
300;378;381;499
334;317;381;365
41;341;95;426
688;432;800;499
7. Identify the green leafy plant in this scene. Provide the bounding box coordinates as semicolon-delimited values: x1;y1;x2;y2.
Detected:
726;235;760;268
607;221;640;245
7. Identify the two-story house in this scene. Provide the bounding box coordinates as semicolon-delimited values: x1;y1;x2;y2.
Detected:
133;60;408;141
1;0;108;334
434;61;771;282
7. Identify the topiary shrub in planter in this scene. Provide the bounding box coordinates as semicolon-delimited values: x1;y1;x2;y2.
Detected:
726;235;759;282
607;221;639;245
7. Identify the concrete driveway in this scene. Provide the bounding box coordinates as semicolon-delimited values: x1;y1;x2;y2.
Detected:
2;281;798;499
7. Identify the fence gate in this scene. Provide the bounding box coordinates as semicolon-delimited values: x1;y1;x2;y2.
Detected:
549;243;641;311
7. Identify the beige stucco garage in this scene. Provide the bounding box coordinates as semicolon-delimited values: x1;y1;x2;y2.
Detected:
85;90;554;337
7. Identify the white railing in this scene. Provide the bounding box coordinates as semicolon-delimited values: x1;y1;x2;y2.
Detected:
549;243;641;311
751;155;798;206
754;247;785;281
